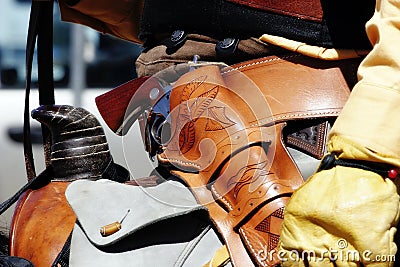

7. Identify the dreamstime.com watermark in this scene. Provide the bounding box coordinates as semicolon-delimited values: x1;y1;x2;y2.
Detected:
257;239;396;263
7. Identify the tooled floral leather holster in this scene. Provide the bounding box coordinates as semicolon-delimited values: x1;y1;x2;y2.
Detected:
95;53;359;266
155;54;355;267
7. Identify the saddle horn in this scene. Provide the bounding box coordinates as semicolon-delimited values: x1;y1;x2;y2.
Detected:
32;104;129;182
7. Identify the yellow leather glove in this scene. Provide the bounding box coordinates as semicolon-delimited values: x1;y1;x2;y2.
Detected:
278;135;400;267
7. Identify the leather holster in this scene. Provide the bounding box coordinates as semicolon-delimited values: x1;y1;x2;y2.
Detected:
156;54;355;266
95;53;359;266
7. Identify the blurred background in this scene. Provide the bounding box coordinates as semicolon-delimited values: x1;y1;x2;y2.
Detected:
0;0;156;228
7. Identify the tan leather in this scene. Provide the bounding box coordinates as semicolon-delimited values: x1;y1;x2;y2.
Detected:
10;182;75;267
233;55;354;126
159;54;353;173
158;54;353;266
172;126;302;267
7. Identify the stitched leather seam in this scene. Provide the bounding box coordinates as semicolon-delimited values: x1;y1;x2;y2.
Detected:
157;156;201;169
289;139;318;150
158;130;269;177
222;54;300;74
287;122;327;158
239;228;267;267
251;110;341;127
288;138;324;158
211;185;233;211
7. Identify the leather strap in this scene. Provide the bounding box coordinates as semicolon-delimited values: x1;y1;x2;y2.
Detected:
224;0;323;22
227;54;354;126
24;0;55;180
52;230;73;267
24;1;40;180
37;0;55;167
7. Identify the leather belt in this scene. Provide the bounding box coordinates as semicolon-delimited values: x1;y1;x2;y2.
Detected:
225;0;323;22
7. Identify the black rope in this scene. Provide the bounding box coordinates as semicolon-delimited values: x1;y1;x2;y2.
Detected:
317;153;398;178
